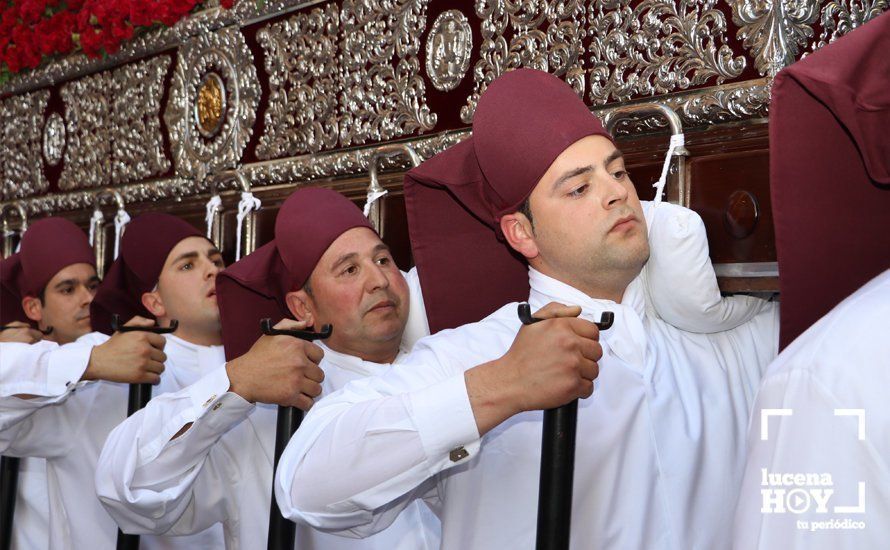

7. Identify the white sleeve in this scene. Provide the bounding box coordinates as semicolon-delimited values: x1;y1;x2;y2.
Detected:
95;364;255;536
274;342;481;536
0;340;90;399
0;341;97;457
733;369;890;550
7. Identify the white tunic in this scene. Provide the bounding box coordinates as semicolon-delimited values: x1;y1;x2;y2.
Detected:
276;268;780;549
11;457;49;550
732;269;890;550
0;333;224;550
95;347;442;550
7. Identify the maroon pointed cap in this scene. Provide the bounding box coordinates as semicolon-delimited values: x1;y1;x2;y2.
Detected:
1;218;95;325
771;12;890;349
217;187;374;360
405;69;612;332
1;254;28;325
90;213;204;334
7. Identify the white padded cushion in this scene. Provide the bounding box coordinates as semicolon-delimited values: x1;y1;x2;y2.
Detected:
640;201;771;333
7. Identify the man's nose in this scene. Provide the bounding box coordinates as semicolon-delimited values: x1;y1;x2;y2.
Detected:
79;284;95;307
365;263;390;292
601;174;629;208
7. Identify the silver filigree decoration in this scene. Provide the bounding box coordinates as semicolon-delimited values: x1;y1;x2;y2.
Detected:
165;27;260;181
0;91;50;201
815;0;888;48
256;3;340;159
110;56;171;185
732;0;821;77
338;0;437;146
461;0;587;123
425;10;473;92
60;71;114;190
42;112;67;167
2;80;773;218
60;57;171;190
587;0;746;105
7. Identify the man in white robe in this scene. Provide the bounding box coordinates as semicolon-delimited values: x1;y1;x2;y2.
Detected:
95;188;440;550
274;69;780;549
732;14;890;550
0;214;233;549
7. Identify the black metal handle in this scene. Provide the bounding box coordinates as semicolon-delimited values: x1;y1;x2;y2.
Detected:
518;303;613;550
0;456;20;550
260;318;332;341
0;324;53;335
111;313;169;550
111;314;178;334
261;318;332;550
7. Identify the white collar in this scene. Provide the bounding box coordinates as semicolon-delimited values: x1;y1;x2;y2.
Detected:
316;341;400;378
527;268;653;376
163;334;226;387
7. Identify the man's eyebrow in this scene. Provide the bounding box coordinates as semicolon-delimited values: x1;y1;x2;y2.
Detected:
330;252;358;271
206;247;222;257
170;251;200;264
552;165;596;193
604;149;624;166
53;278;76;290
88;275;101;285
372;243;391;255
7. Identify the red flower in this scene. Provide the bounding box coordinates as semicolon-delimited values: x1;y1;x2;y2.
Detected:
5;46;23;73
78;27;103;57
220;0;235;8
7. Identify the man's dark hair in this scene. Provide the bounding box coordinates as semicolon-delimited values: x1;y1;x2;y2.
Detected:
518;197;535;231
302;278;313;297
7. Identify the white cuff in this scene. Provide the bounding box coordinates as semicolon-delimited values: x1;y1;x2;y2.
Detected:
186;363;254;420
406;373;481;473
46;343;93;394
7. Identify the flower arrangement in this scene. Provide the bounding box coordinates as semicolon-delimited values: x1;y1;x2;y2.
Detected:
1;0;236;80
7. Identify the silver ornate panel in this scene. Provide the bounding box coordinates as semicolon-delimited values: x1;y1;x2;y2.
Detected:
338;0;437;146
59;57;171;191
110;57;171;185
7;79;771;217
256;3;340;158
0;91;50;201
587;0;746;104
60;71;114;190
165;27;260;181
461;0;588;123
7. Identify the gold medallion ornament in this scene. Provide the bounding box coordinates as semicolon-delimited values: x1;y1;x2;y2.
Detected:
195;72;226;138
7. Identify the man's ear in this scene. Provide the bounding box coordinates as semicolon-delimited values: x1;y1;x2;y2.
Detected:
285;290;315;326
141;290;166;319
21;296;42;324
500;212;540;260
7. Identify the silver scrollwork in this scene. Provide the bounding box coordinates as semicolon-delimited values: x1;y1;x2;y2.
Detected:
0;91;50;201
587;0;746;104
731;0;821;77
461;0;587;123
60;71;114;190
425;10;473;92
60;57;171;191
815;0;888;49
110;56;171;185
1;76;776;218
338;0;437;146
256;3;340;158
42;112;67;167
165;27;260;181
